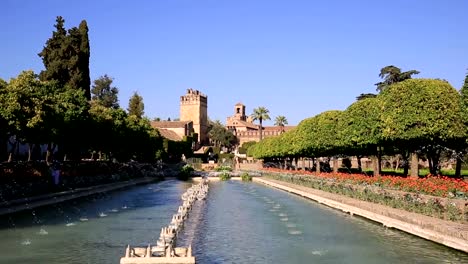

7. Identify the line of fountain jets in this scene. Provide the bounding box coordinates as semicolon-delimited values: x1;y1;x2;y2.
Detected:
124;179;209;259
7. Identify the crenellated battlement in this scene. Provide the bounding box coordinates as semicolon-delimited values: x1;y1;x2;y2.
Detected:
180;88;207;105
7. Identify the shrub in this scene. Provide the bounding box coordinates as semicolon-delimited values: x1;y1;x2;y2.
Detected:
241;172;252;181
178;164;194;181
215;165;232;172
219;171;231;181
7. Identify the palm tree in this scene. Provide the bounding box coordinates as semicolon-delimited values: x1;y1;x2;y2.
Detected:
375;65;420;92
274;115;288;133
251;107;270;140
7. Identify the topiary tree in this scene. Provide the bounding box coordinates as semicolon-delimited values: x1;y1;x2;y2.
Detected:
339;97;382;175
380;79;466;177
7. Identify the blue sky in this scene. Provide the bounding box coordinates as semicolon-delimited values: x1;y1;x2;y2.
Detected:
2;0;467;126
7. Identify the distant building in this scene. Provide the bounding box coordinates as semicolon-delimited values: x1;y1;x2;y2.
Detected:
180;89;208;144
226;103;294;145
150;121;194;141
151;89;208;145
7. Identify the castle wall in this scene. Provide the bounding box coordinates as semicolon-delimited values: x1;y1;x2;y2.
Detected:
236;130;283;145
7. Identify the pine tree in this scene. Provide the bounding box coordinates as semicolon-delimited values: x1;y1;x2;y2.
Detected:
127;92;145;118
91;75;119;109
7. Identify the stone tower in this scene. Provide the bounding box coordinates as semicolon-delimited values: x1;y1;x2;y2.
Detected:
180;89;208;144
233;103;247;121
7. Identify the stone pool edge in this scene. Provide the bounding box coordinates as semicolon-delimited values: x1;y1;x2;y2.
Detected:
0;177;159;216
253;177;468;253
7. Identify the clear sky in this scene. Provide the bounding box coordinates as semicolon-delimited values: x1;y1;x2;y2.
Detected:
2;0;467;126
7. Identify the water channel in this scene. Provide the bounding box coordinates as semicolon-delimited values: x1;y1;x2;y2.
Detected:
0;179;466;263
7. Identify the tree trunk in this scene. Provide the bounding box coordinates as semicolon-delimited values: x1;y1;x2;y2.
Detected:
316;158;320;174
294;157;298;171
357;155;362;172
7;140;16;162
377;146;382;175
46;142;53;165
395;156;400;171
428;157;433;174
28;143;33;162
402;152;409;176
410;152;419;178
284;159;287;170
455;155;462;178
259;119;263;141
333;157;338;174
301;157;305;171
372;156;379;176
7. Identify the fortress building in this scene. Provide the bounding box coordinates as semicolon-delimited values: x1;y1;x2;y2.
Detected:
226;103;294;145
151;89;208;145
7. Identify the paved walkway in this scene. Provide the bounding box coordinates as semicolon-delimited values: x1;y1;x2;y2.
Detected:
254;177;468;253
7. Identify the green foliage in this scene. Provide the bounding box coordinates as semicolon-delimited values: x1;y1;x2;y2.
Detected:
215;165;232;172
127;92;144;118
380;79;465;147
356;93;377;101
241;172;252;181
219;171;231;181
294;110;343;157
251;106;271;140
38;16;91;99
375;65;420;92
274;115;288;128
239;141;257;155
339;97;381;154
91;75;119;109
162;136;194;163
207;120;237;149
178;164;194;180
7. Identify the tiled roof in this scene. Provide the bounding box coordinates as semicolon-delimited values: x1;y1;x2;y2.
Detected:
157;129;183;141
151;121;192;129
231;120;259;129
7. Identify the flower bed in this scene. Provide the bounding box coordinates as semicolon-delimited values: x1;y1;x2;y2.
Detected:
262;168;468;199
260;169;467;223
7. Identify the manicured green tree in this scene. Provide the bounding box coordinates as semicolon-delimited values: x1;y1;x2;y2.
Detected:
375;65;420;92
339;97;381;175
91;75;119;109
127;91;144;118
380;79;466;176
251;106;271;140
239;141;257;155
456;70;468;177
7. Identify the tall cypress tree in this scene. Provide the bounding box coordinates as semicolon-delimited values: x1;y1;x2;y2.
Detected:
39;16;91;99
38;16;68;86
79;21;91;100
